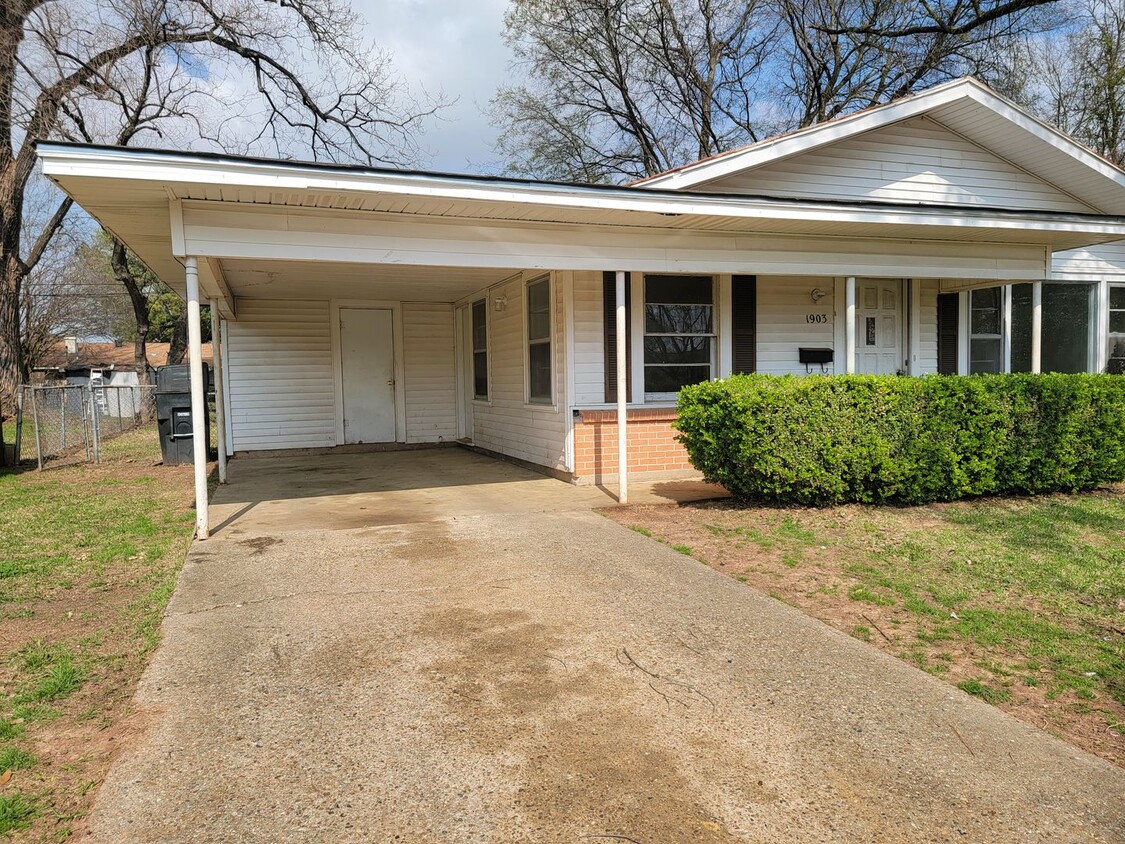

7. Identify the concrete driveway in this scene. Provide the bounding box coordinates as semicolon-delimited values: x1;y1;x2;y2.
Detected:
87;449;1124;843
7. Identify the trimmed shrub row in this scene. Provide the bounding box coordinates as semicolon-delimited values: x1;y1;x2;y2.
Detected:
674;374;1125;505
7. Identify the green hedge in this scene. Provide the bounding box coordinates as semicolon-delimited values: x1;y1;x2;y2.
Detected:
675;374;1125;505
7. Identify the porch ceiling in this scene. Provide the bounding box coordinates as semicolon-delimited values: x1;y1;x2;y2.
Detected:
220;259;513;302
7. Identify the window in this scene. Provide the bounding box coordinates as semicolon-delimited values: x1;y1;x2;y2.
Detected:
1042;283;1095;373
1109;285;1125;374
969;287;1002;374
643;275;714;395
471;299;488;399
526;277;552;402
1010;284;1033;373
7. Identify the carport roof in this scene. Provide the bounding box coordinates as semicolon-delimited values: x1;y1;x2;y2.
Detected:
36;141;1125;310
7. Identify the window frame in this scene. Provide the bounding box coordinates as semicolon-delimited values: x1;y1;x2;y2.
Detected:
471;298;489;401
1108;283;1125;374
642;274;717;402
525;275;554;405
969;286;1004;374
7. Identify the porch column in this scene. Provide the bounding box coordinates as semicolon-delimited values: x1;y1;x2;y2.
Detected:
1031;281;1043;373
186;257;209;539
1097;278;1110;372
210;300;228;485
615;269;628;504
844;276;857;373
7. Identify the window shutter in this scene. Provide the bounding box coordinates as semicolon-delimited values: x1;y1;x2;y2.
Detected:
937;293;959;375
731;275;757;374
603;272;631;403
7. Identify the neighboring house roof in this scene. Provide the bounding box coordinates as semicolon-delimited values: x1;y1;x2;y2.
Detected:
35;341;213;372
631;77;1125;215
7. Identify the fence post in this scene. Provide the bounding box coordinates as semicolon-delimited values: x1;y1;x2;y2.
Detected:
115;389;123;433
31;388;43;470
89;386;101;464
14;388;23;465
82;388;91;461
59;387;67;451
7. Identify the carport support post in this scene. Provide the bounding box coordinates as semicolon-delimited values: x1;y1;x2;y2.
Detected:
186;257;209;539
210;299;228;484
1031;281;1043;374
845;276;857;374
615;270;628;504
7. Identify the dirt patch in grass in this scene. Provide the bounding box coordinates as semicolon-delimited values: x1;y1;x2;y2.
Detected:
0;428;198;841
606;488;1125;768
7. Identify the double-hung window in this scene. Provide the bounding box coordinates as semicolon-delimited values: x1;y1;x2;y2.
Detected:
526;277;552;402
471;299;488;400
969;287;1003;374
643;275;715;397
1109;285;1125;374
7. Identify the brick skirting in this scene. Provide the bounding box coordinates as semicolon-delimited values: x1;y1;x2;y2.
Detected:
573;408;695;483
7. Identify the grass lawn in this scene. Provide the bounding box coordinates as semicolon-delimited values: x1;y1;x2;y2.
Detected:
0;427;197;840
608;489;1125;767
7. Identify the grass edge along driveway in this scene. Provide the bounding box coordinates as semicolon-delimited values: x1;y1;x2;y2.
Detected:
0;428;197;840
607;487;1125;768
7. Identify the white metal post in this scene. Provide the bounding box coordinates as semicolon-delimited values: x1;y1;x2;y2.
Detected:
211;301;228;484
1031;281;1043;374
1002;284;1013;373
186;257;209;539
845;276;857;374
615;270;628;504
1097;278;1110;372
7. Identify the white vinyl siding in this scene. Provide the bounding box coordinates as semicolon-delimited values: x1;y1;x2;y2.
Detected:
757;276;837;375
226;299;336;451
917;279;940;374
572;270;607;406
471;274;568;470
1052;240;1125;284
402;303;457;443
702;117;1092;213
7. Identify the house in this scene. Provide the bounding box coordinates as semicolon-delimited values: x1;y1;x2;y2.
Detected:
36;77;1125;538
34;338;214;387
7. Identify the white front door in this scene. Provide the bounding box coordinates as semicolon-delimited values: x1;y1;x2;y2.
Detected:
855;281;903;375
339;307;396;443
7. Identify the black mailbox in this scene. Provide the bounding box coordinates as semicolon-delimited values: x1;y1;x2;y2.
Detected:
155;364;211;465
799;348;834;372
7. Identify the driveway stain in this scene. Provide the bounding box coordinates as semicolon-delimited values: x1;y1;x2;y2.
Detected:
415;607;743;843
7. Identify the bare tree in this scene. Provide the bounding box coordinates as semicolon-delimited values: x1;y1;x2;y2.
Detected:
492;0;1065;181
0;0;444;412
493;0;774;182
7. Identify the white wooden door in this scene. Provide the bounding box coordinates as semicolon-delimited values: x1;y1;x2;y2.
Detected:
339;307;396;443
855;281;903;375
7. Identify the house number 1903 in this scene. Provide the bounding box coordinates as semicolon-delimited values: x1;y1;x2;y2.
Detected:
806;314;830;324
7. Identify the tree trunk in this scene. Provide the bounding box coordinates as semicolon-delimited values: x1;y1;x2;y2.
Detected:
111;236;154;420
0;206;29;409
167;310;187;367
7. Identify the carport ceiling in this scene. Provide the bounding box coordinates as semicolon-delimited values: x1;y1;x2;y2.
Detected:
219;259;516;302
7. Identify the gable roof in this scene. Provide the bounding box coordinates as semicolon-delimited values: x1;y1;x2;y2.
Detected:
633;77;1125;215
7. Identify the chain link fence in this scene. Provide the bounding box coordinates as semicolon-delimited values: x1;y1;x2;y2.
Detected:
15;384;157;469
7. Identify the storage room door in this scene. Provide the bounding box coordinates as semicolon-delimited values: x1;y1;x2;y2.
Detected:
339;307;396;443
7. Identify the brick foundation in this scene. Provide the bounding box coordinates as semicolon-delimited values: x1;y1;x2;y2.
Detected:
572;408;695;484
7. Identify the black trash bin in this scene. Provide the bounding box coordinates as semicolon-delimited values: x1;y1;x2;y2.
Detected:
156;364;211;466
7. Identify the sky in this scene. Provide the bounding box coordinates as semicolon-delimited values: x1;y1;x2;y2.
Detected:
353;0;514;173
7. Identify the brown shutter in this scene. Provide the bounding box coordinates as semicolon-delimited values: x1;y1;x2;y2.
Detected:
937;293;959;375
731;275;757;374
603;272;632;402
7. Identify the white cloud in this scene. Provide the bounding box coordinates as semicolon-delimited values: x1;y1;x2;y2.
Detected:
352;0;513;173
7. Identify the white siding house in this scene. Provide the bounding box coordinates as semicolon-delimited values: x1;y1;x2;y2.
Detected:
38;75;1125;535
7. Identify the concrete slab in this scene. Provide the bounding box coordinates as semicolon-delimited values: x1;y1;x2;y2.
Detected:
86;450;1124;843
208;447;727;536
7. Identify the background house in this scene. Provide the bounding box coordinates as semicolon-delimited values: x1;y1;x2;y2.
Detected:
34;338;214;387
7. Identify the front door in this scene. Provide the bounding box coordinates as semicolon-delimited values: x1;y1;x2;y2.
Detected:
339;307;396;443
855;280;903;375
